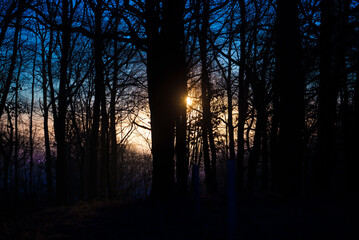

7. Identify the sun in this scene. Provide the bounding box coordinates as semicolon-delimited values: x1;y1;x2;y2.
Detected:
186;96;192;106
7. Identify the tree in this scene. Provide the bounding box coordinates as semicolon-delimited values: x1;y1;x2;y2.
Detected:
0;0;22;119
145;0;187;198
275;0;304;196
197;0;218;194
55;0;70;204
39;21;54;200
316;0;336;195
237;0;249;192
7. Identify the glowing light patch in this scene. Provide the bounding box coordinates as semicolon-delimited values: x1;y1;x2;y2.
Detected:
187;96;192;106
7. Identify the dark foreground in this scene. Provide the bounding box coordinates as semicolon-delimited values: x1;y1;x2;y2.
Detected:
1;195;357;240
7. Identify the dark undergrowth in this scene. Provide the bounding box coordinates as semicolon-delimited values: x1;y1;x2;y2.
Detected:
1;194;358;240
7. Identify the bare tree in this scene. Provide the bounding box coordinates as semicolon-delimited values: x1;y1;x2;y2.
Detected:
275;0;304;195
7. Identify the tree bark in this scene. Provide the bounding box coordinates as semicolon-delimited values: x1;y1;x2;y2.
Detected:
146;0;186;198
56;0;70;204
88;0;105;200
2;109;14;195
226;17;235;162
352;54;359;194
0;4;21;119
237;0;249;192
316;0;336;195
29;40;37;195
198;0;217;194
276;0;304;196
0;1;17;49
172;0;188;196
109;39;118;199
43;26;54;201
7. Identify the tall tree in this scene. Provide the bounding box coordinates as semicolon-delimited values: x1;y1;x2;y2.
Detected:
316;0;336;195
237;0;249;192
172;0;188;196
0;1;22;119
352;35;359;193
88;0;105;200
56;0;70;203
109;37;119;199
198;0;217;194
29;38;37;195
40;24;54;200
13;6;23;202
276;0;304;195
226;4;235;163
98;1;110;199
145;0;186;198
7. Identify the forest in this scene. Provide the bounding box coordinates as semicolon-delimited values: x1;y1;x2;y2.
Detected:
0;0;359;238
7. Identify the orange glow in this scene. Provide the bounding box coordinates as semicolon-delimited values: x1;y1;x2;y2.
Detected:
186;96;192;106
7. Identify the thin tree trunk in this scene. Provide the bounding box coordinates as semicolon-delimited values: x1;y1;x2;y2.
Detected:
316;0;336;195
262;127;269;192
335;0;350;194
247;109;266;192
248;29;272;193
350;1;359;193
227;27;235;162
171;0;188;196
198;0;217;194
175;80;188;196
0;1;17;49
14;67;19;202
88;0;105;200
351;57;359;194
109;40;118;199
208;125;217;193
43;27;53;201
0;5;21;119
3;109;14;195
56;0;70;204
14;28;24;201
237;0;248;192
29;41;37;195
247;71;268;192
100;87;109;198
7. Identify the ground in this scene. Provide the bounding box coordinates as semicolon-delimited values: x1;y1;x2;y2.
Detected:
1;195;357;240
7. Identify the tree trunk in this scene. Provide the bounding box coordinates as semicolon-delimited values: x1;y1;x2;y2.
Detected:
100;78;109;198
237;0;249;192
43;27;54;201
316;0;336;195
109;39;118;199
0;5;21;119
3;109;14;195
247;102;267;192
0;1;17;49
276;0;304;196
175;55;188;196
14;67;19;202
262;127;269;192
88;0;105;200
349;0;359;193
173;0;188;195
247;70;268;193
146;0;186;198
351;57;359;194
197;0;217;194
56;0;70;204
226;20;235;162
29;41;37;195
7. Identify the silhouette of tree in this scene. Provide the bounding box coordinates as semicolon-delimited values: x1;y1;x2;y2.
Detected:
275;0;304;195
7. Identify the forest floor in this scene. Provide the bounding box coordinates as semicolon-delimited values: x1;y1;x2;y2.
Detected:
0;194;357;240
